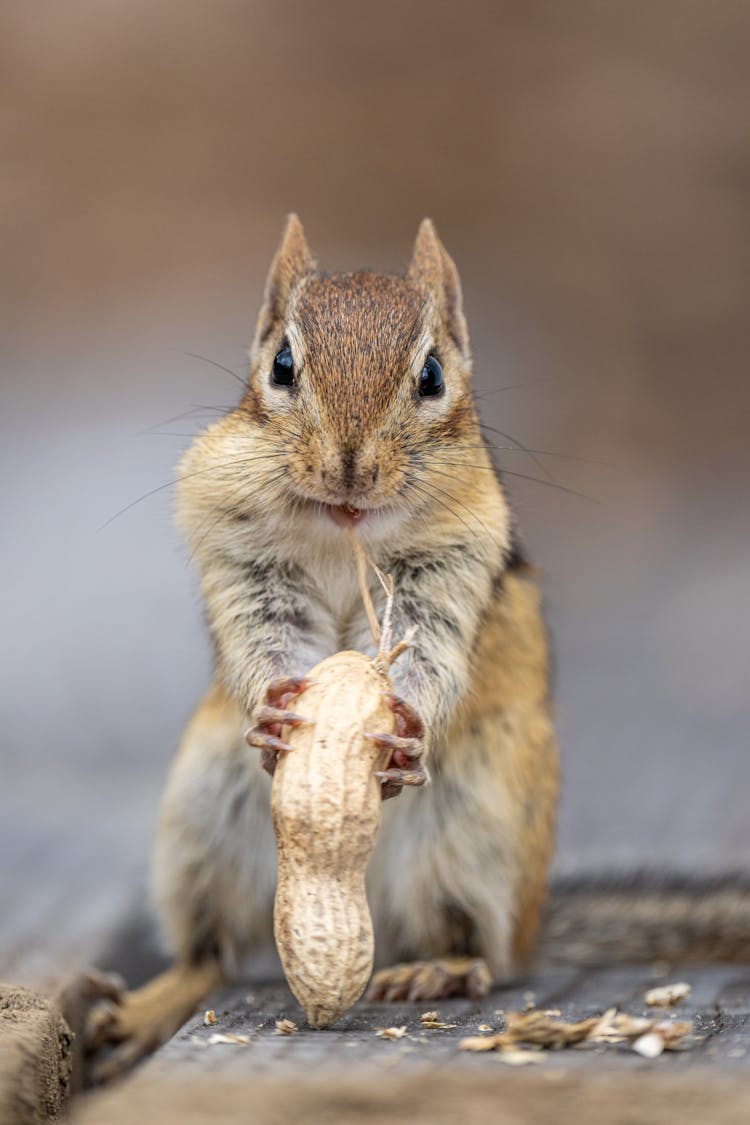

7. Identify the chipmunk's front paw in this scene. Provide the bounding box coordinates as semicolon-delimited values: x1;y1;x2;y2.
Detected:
366;692;429;799
367;957;491;1002
246;676;314;776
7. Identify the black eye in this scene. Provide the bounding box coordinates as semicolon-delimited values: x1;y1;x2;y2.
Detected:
271;344;295;387
419;354;444;397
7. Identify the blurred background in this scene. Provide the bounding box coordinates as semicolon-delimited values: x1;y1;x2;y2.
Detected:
2;0;748;983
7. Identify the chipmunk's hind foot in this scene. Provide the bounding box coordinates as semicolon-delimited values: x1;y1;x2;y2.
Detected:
82;960;222;1085
367;956;491;1003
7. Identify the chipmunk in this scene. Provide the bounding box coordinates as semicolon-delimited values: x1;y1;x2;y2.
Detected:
83;215;559;1082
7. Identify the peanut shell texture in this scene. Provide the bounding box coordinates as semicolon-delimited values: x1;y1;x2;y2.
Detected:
271;650;395;1028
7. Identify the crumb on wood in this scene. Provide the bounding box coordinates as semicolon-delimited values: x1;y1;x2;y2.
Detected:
419;1010;457;1029
376;1026;408;1040
645;982;691;1008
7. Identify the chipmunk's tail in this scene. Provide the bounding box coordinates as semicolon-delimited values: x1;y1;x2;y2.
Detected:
537;872;750;966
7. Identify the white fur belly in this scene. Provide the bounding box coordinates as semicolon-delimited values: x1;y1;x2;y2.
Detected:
367;783;453;965
367;766;516;975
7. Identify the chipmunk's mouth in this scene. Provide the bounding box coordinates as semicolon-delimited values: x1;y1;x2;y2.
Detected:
323;503;367;528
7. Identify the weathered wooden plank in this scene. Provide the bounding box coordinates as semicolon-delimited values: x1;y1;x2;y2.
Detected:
73;1063;750;1125
0;985;73;1125
716;974;750;1014
144;968;750;1077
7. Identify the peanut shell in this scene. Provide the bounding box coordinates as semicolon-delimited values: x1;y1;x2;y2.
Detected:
271;650;395;1028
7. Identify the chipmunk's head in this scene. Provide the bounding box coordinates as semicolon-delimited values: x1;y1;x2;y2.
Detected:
241;214;478;532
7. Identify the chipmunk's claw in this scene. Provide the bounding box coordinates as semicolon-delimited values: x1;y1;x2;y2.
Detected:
367;693;428;800
384;692;425;739
375;765;428;787
253;705;311;730
247;677;314;776
246;730;295;776
265;676;315;710
365;731;423;757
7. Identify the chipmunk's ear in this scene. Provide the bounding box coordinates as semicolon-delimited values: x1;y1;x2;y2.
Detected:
253;214;315;351
408;219;469;358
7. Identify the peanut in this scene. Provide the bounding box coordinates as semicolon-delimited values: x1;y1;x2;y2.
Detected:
271;649;396;1028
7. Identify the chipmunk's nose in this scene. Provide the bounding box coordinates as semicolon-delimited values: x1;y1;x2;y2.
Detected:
342;444;382;493
321;444;360;493
341;445;357;491
320;440;380;499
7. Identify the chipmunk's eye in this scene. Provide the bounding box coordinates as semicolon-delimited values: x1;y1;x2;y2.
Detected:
271;343;295;387
419;354;444;397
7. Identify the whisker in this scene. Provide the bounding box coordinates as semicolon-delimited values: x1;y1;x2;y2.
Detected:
407;476;503;548
419;457;498;472
473;377;546;401
441;440;613;468
479;422;553;481
186;472;284;565
98;451;289;531
495;447;612;468
407;479;477;542
173;349;248;392
418;456;598;503
412;473;502;542
390;490;433;540
140;404;232;434
494;467;597;503
145;431;206;439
